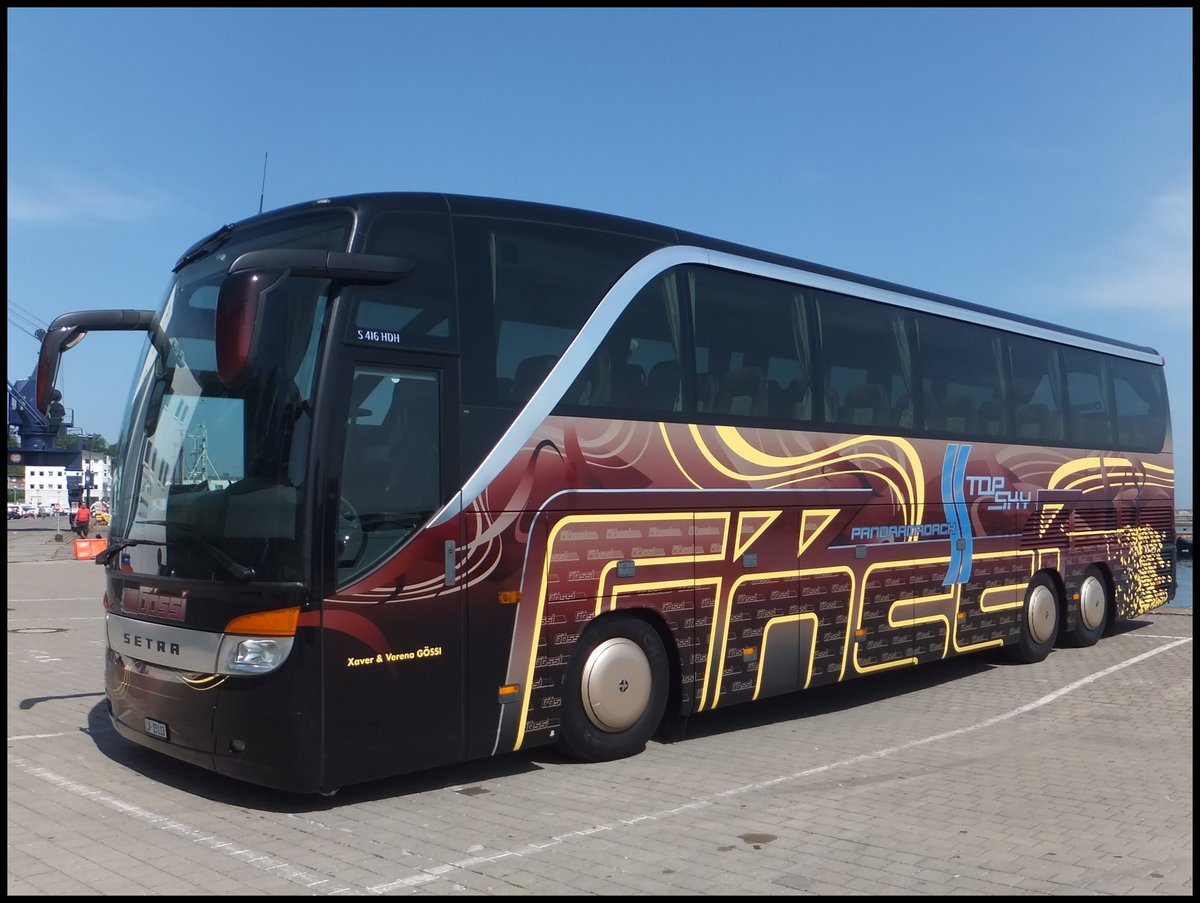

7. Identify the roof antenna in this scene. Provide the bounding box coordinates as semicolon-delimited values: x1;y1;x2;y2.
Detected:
258;151;269;214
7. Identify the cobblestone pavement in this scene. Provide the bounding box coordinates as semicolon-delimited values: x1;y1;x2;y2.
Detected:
7;521;1193;895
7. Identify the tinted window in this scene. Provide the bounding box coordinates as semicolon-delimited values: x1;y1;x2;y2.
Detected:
1111;356;1168;452
338;367;441;588
348;211;456;350
689;266;814;422
1062;347;1115;447
456;218;662;406
562;273;683;415
817;292;913;430
915;313;1005;438
1006;335;1064;443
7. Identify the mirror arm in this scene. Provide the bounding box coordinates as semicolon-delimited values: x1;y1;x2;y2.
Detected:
36;310;158;413
227;249;413;285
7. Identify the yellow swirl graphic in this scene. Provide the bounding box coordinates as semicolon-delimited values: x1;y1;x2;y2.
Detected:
663;425;926;527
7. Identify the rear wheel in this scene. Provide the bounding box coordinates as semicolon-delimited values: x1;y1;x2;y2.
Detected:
1064;566;1109;647
1004;573;1060;663
560;615;668;762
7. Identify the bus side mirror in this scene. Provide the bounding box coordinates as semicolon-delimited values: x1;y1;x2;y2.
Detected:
215;268;287;388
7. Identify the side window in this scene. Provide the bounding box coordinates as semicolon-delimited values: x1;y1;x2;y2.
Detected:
1062;348;1115;448
338;367;441;588
1110;356;1168;452
915;313;1005;438
455;218;663;407
562;273;683;415
348;211;456;350
689;266;814;422
500;324;573;403
1006;336;1064;443
817;292;913;430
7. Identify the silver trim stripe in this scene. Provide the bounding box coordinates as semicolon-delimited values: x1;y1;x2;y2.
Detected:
431;244;1163;527
106;612;223;672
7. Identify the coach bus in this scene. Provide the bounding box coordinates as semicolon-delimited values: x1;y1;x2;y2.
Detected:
34;192;1175;794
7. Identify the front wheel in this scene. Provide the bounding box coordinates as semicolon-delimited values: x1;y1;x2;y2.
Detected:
559;615;669;763
1004;572;1060;663
1063;566;1109;647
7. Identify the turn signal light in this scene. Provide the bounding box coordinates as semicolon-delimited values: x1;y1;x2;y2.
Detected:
224;606;301;637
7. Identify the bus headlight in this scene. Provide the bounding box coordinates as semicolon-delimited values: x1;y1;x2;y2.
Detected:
217;606;300;675
216;635;295;675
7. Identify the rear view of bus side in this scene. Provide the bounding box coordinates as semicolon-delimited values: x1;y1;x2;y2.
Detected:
434;220;1173;768
45;193;1170;793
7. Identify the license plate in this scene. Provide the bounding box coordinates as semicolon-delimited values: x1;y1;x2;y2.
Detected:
145;718;170;741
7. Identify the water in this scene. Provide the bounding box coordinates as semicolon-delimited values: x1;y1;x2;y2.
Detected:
1169;558;1192;608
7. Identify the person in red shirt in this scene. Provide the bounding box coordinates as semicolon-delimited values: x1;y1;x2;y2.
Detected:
74;502;91;538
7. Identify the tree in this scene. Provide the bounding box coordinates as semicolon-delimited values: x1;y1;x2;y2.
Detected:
80;434;117;455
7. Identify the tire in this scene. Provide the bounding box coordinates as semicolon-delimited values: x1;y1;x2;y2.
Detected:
1004;572;1060;663
1064;566;1109;648
559;615;669;763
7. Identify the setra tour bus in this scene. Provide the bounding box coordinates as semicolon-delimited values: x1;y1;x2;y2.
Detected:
34;192;1176;794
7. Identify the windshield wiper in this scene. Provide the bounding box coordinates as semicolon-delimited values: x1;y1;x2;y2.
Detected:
173;223;235;271
139;520;257;581
94;536;163;567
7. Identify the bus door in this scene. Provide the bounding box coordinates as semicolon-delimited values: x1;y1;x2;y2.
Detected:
321;356;465;784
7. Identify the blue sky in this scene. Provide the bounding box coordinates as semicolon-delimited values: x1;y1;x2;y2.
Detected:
7;8;1193;507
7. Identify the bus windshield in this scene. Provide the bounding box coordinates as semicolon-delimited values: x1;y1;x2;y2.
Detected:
109;212;352;582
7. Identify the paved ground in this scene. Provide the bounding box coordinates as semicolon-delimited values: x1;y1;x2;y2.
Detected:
5;516;109;563
7;519;1193;895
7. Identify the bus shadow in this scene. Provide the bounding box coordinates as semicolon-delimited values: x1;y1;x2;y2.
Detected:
663;652;995;745
80;617;1164;812
82;700;549;813
668;615;1164;745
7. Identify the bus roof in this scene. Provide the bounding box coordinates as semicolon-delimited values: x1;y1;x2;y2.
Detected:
179;191;1163;361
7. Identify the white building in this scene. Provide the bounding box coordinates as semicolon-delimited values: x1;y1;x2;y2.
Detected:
24;450;112;511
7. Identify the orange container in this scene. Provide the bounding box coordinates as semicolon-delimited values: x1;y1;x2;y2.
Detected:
73;538;107;560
